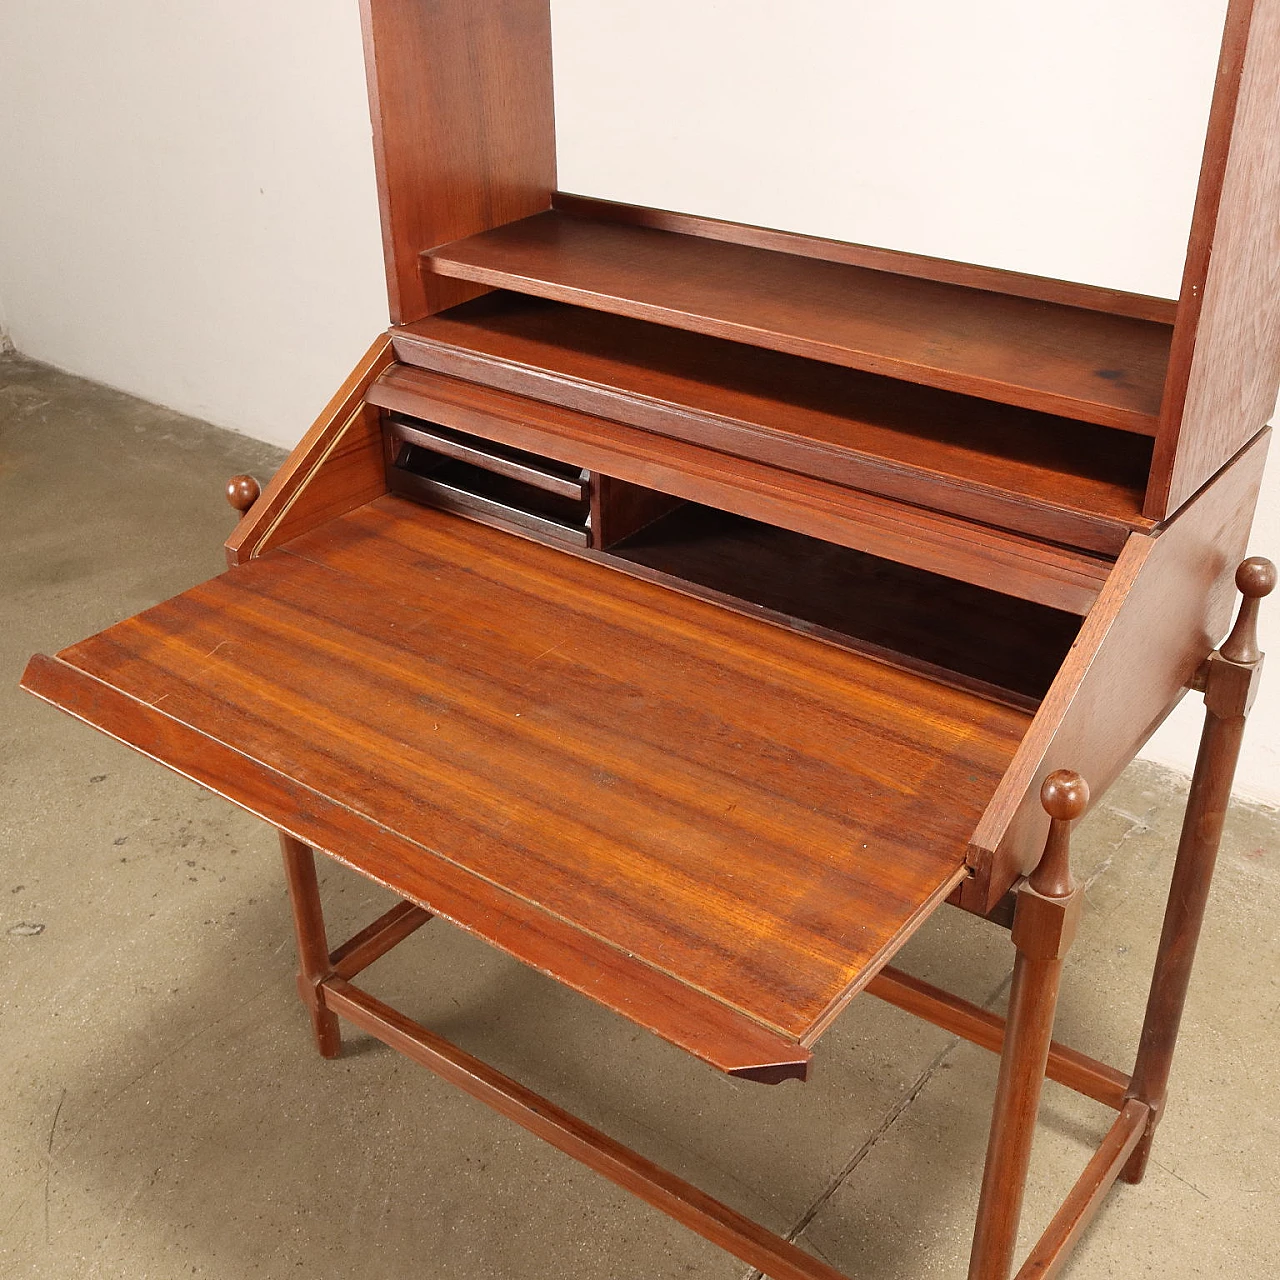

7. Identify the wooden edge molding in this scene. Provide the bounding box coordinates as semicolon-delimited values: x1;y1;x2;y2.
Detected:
18;652;810;1083
224;335;395;566
961;429;1269;913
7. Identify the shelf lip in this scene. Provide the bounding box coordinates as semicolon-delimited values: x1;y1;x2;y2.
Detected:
391;296;1156;558
424;210;1172;435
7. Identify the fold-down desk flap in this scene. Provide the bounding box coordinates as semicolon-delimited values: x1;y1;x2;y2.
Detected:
22;498;1029;1069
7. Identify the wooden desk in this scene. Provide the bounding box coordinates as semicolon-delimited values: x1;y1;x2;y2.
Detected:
19;1;1280;1276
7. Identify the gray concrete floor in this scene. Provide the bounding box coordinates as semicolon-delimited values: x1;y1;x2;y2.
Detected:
2;350;1278;1279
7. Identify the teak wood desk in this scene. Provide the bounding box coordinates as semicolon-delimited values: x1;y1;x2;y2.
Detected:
20;3;1280;1276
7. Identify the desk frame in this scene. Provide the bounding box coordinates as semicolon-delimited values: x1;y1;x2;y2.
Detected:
276;571;1267;1280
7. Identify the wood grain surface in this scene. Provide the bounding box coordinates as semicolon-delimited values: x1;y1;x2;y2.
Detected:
24;497;1029;1048
963;429;1269;913
1150;0;1280;518
358;0;554;321
225;335;394;566
552;194;1178;324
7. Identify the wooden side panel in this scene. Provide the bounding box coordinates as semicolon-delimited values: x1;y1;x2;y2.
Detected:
225;336;395;566
963;429;1269;913
359;0;556;323
1149;0;1280;517
589;475;683;549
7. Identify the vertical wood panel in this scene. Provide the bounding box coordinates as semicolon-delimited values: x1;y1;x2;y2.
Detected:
966;430;1269;914
225;336;394;565
359;0;556;323
1148;0;1280;517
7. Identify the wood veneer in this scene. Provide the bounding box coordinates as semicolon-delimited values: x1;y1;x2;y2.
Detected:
552;193;1178;324
19;2;1280;1274
366;366;1114;614
358;0;555;322
226;335;393;566
1150;0;1280;517
25;497;1028;1048
604;504;1080;706
964;428;1269;912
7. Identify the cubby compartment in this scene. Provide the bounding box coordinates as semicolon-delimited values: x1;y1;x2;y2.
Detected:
600;502;1083;708
385;411;592;546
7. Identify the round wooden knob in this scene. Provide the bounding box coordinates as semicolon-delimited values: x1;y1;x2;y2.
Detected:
1040;769;1089;823
1221;556;1275;664
226;474;260;515
1236;556;1277;600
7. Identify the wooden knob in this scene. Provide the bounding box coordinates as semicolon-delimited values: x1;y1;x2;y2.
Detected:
1236;556;1277;600
1220;556;1275;665
1040;769;1089;823
1032;769;1089;898
226;474;260;516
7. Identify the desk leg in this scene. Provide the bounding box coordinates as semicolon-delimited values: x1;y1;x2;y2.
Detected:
280;832;342;1059
1122;558;1273;1183
969;772;1088;1280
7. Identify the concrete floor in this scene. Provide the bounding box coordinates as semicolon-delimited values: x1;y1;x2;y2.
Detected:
2;351;1278;1280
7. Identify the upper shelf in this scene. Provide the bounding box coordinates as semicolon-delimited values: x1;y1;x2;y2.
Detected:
425;209;1174;434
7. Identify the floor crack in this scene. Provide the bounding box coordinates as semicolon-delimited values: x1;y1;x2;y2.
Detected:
737;966;1018;1279
738;1034;963;1280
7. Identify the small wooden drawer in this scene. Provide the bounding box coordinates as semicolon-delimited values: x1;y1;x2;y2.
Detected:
385;412;588;500
385;412;591;546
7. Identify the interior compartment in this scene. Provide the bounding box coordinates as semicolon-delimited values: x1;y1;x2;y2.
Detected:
386;411;588;498
602;502;1083;706
393;291;1154;555
387;429;592;546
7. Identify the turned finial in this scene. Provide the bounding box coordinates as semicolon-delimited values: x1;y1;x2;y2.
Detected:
1219;556;1275;665
226;474;261;516
1032;769;1089;898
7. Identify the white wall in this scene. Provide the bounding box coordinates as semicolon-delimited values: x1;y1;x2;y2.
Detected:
550;0;1279;806
0;1;388;447
551;0;1225;300
0;2;1275;801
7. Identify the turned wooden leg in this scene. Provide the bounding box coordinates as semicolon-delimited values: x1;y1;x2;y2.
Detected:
279;832;342;1059
969;771;1089;1280
1122;558;1274;1183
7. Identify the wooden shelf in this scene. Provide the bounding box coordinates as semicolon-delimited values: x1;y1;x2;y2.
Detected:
394;293;1155;555
424;210;1173;434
